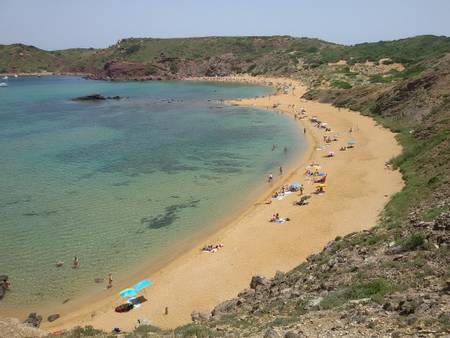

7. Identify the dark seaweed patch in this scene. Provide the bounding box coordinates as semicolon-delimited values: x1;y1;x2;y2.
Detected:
141;199;200;229
112;180;131;187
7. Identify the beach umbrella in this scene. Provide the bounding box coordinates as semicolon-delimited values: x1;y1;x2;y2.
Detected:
119;288;138;298
347;140;356;145
133;279;153;292
289;182;301;191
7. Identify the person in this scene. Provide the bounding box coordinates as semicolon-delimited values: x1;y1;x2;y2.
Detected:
272;144;276;151
349;127;353;133
268;173;273;182
299;185;304;196
304;128;306;134
283;147;288;154
73;256;80;269
3;279;11;290
279;166;283;175
107;273;113;289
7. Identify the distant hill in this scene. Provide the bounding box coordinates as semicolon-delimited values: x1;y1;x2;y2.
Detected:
1;35;450;80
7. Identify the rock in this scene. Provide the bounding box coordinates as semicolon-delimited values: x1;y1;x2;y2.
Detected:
47;314;60;322
397;300;417;315
264;328;281;338
308;296;323;307
250;275;270;289
23;313;42;328
191;311;210;322
382;302;395;311
72;94;106;101
211;299;238;317
72;94;124;101
284;330;299;338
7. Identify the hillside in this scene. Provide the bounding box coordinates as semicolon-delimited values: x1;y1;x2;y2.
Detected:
1;35;450;80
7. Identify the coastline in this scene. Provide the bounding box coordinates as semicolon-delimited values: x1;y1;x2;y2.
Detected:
37;75;403;333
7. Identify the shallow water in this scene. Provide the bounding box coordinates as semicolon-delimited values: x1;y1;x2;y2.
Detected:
0;77;305;309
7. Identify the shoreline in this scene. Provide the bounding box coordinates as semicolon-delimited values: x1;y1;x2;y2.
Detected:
20;75;402;333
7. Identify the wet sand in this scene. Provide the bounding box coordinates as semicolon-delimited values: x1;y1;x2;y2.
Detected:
44;75;403;333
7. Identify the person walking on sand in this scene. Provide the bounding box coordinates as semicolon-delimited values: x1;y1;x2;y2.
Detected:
268;173;273;183
304;127;306;134
73;256;80;269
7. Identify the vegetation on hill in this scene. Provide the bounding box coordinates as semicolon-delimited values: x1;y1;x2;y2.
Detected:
1;35;450;79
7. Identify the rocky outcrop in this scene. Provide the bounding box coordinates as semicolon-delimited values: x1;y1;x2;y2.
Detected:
0;318;46;338
23;313;42;328
71;94;123;101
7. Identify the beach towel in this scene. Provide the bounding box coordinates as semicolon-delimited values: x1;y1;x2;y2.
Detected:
119;288;138;298
127;295;147;308
133;279;153;292
274;218;285;224
272;191;292;201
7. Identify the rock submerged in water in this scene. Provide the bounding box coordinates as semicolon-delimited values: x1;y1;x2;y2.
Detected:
71;94;123;101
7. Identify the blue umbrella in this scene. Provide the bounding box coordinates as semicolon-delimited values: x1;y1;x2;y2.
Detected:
134;279;153;292
119;288;138;298
289;182;302;191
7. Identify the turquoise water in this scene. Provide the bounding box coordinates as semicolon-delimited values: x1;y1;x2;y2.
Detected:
0;77;305;310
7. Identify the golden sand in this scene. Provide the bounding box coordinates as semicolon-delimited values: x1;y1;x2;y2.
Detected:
44;76;403;332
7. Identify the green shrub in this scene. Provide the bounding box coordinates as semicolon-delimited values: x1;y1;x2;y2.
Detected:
401;233;425;251
174;323;216;338
319;278;394;309
331;80;352;89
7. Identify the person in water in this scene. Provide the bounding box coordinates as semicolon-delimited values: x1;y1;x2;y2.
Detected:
73;256;80;269
268;173;273;182
108;273;113;289
279;166;283;175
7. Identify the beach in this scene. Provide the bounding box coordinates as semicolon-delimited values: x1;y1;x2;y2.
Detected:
43;75;403;333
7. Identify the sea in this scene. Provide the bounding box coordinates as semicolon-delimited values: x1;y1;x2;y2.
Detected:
0;76;305;312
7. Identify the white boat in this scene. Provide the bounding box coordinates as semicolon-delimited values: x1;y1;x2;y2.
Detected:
2;76;8;80
0;82;8;87
14;74;18;78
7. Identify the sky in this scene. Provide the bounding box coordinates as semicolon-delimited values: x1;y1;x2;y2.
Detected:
1;0;449;50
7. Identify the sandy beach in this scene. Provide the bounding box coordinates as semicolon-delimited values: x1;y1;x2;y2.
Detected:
43;75;403;333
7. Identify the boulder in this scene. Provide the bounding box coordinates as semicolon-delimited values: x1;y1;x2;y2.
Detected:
250;275;270;289
191;311;210;322
72;94;124;101
211;299;238;317
23;313;42;328
264;328;281;338
72;94;106;101
284;331;300;338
